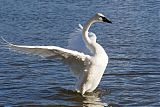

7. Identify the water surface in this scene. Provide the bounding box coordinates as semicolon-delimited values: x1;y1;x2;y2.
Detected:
0;0;160;106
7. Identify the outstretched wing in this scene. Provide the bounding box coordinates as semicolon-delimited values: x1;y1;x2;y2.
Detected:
67;24;92;55
1;37;91;76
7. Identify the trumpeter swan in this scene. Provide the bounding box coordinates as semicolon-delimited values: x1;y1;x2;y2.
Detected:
2;13;112;95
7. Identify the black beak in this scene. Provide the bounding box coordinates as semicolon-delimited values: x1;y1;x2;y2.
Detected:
102;17;112;23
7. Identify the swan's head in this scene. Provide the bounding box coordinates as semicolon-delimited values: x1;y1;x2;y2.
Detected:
94;13;112;23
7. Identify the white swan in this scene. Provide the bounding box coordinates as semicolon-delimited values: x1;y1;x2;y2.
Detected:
2;13;112;95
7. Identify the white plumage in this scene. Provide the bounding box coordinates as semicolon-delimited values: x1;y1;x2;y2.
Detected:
2;13;112;95
68;24;97;55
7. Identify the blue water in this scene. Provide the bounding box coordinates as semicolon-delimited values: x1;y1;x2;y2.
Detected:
0;0;160;106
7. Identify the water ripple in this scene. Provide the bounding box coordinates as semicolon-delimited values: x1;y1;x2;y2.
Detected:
0;0;160;106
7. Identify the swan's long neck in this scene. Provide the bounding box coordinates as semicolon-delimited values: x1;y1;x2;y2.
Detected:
82;17;96;53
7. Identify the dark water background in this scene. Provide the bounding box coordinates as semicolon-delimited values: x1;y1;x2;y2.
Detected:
0;0;160;106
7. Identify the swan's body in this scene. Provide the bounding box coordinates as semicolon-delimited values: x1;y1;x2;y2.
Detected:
2;13;111;95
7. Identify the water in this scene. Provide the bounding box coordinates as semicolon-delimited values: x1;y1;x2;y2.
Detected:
0;0;160;106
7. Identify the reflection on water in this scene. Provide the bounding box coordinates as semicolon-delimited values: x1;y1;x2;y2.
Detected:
57;88;108;107
43;88;109;107
82;96;105;107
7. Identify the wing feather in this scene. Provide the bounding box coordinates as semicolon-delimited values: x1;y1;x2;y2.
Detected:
67;24;91;55
2;37;91;76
